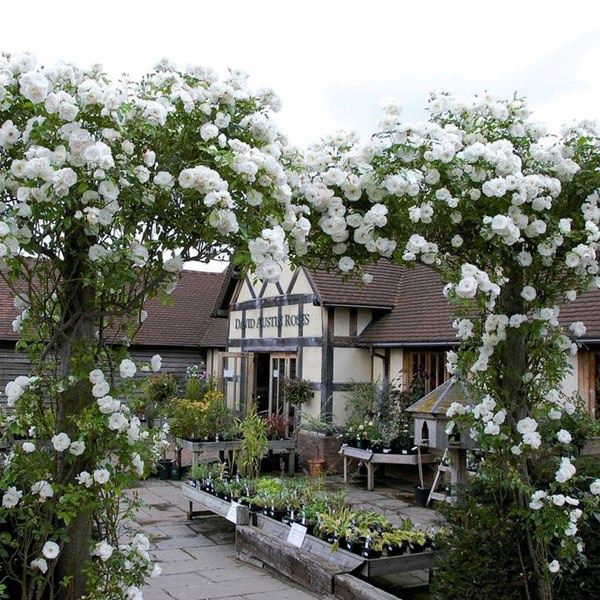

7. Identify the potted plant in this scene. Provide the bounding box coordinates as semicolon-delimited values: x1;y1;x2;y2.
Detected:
237;405;269;485
281;378;313;407
133;372;178;427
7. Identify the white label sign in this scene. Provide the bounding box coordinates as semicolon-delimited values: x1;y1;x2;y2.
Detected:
287;523;307;548
223;369;233;378
226;501;239;524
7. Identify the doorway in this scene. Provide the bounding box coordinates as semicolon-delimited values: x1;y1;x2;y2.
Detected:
253;352;298;417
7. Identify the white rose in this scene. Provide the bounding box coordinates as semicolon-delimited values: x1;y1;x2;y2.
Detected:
521;286;536;302
92;380;110;398
89;369;105;384
76;471;93;487
556;429;572;444
22;441;35;453
338;256;355;273
19;72;50;103
69;441;86;456
163;255;184;273
569;321;586;338
589;479;600;495
529;490;546;510
455;276;478;299
108;412;129;432
30;558;48;573
548;560;560;574
151;354;162;372
93;469;110;484
2;486;23;508
200;123;219;141
31;480;54;499
154;171;174;188
93;540;114;562
51;432;71;452
119;358;136;379
42;541;60;559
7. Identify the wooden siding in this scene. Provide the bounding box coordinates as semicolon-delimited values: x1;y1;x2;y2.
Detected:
0;342;205;407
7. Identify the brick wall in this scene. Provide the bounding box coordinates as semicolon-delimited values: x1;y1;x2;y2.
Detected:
296;430;343;474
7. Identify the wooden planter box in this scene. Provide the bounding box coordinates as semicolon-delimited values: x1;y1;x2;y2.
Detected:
181;483;250;524
251;512;435;577
297;430;343;474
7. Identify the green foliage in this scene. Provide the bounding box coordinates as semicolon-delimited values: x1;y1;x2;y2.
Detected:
281;378;313;406
431;490;530;600
300;412;342;436
169;389;230;440
238;406;269;480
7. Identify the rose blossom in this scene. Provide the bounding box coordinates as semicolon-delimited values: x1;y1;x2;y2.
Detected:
119;358;136;378
42;541;60;559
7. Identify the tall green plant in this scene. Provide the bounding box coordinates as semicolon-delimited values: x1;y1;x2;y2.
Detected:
238;406;269;482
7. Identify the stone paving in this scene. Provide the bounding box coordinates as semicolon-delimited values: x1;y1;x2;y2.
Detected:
131;480;328;600
130;470;439;600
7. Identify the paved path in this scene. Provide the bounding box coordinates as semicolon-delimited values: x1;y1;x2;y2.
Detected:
131;480;326;600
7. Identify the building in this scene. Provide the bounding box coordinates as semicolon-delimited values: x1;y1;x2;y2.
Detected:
215;261;600;422
0;270;227;398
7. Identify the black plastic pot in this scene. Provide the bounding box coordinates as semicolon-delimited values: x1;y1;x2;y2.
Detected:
157;459;174;480
414;485;431;506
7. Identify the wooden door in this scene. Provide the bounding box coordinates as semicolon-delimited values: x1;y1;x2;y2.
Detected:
217;352;255;417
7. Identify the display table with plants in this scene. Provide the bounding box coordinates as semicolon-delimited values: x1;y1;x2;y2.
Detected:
177;438;297;474
181;470;439;589
340;445;439;491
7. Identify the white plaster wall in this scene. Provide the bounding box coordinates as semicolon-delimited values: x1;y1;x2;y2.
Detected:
357;309;372;335
371;353;385;383
334;308;350;336
331;391;351;424
235;277;256;303
301;305;323;337
302;346;323;383
300;346;323;418
389;349;405;388
333;348;372;383
563;354;579;398
290;269;314;294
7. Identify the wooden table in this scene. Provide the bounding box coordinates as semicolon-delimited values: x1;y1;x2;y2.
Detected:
177;438;297;475
340;446;438;491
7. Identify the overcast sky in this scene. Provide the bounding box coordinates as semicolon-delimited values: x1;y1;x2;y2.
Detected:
3;1;599;147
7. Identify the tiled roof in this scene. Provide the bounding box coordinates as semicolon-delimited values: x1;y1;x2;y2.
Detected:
306;261;404;308
199;316;228;348
0;277;21;342
560;289;600;341
130;270;227;347
358;264;456;346
0;269;227;348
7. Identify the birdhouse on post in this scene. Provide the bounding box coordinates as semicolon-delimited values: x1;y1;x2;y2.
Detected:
406;377;474;490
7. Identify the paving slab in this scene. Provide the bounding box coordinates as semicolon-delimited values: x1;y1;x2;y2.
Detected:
133;479;323;600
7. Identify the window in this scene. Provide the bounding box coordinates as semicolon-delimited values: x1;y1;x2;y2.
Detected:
403;349;450;396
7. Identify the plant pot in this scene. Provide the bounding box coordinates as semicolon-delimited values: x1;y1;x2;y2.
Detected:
385;542;408;557
362;547;382;559
344;540;364;555
307;458;326;478
157;459;174;480
170;465;182;481
414;485;431;506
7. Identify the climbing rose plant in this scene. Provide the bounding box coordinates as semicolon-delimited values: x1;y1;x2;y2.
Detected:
0;51;303;599
290;94;600;598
